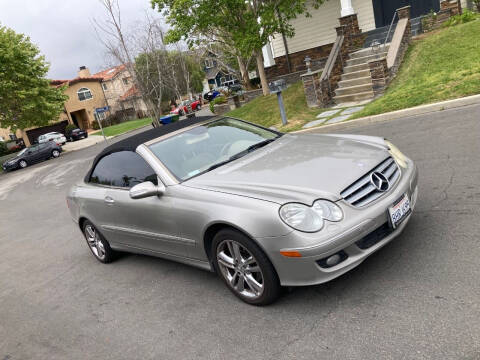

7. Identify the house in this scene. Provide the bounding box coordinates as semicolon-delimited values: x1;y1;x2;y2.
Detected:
202;51;239;91
92;65;148;119
51;66;109;132
263;0;467;78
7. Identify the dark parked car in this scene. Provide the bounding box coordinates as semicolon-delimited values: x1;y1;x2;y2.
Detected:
2;142;62;171
67;128;88;142
203;90;220;102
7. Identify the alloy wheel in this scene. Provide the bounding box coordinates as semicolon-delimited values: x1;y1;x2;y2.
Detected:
19;160;27;168
216;239;264;299
85;224;106;260
52;150;60;158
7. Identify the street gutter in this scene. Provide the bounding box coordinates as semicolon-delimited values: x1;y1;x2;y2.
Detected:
294;93;480;133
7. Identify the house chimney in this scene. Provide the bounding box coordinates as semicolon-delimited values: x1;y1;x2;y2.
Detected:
78;66;91;77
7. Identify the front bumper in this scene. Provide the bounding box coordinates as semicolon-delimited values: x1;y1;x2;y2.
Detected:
2;162;18;171
259;159;418;287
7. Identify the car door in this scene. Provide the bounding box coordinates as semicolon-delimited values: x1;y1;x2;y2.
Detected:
92;151;189;257
25;145;42;163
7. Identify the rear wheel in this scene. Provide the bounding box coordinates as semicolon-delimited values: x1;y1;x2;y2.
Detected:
52;149;60;158
212;228;281;305
82;220;116;263
19;160;27;169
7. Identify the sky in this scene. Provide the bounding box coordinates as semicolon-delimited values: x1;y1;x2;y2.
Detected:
0;0;160;79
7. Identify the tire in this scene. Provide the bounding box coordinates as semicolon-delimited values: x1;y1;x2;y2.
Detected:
197;105;202;111
179;109;184;116
211;228;281;305
82;220;116;263
52;149;60;158
19;160;27;169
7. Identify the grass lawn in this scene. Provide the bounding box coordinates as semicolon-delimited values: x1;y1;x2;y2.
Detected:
91;117;152;137
227;82;332;132
352;19;480;119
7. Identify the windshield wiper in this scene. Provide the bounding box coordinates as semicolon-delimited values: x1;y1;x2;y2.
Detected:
195;136;280;177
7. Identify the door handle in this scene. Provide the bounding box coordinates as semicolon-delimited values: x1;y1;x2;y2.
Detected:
104;196;115;204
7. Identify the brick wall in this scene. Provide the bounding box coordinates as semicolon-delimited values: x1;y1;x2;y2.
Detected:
265;43;332;79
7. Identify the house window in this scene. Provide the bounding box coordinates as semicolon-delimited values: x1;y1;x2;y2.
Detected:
122;78;129;85
205;59;213;68
77;87;93;101
102;83;108;90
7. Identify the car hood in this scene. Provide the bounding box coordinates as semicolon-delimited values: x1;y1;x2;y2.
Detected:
183;133;390;204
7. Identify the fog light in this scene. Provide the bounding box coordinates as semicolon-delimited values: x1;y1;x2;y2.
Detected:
326;254;341;267
316;250;348;268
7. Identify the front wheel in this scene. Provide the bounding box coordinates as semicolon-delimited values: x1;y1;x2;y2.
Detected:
19;160;27;169
52;149;60;158
212;229;281;305
83;220;116;263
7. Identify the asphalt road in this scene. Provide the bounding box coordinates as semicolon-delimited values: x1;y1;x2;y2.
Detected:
1;104;479;360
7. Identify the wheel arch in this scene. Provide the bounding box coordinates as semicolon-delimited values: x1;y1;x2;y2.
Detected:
203;221;276;272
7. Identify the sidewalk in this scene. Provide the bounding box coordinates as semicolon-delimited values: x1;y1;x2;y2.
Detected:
296;94;480;133
62;135;112;152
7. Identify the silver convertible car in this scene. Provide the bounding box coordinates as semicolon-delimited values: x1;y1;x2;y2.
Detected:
67;116;418;305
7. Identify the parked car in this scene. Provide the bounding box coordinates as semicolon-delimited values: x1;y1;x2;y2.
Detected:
183;99;202;111
38;132;67;145
67;116;418;305
2;141;62;171
67;128;88;142
170;103;189;116
203;90;220;102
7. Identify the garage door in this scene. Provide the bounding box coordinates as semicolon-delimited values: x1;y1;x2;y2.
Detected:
372;0;440;27
26;120;69;144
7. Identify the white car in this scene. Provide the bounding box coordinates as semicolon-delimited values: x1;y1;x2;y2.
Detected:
38;132;67;145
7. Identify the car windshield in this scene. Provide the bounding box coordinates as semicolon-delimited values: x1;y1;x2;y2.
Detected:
148;118;281;181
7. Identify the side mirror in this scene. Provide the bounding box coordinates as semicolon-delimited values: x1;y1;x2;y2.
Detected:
129;181;165;199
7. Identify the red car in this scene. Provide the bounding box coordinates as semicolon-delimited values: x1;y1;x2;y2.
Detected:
170;100;202;116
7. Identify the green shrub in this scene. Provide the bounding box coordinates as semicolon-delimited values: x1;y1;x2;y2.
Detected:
65;124;76;134
0;141;8;156
209;95;227;113
92;121;100;130
443;10;478;27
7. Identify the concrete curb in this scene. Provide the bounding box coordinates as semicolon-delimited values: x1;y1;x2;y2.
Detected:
294;94;480;133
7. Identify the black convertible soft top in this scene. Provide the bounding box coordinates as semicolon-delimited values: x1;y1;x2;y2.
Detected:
84;116;216;182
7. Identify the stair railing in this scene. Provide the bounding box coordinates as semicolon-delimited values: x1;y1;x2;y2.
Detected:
383;11;397;50
320;34;344;97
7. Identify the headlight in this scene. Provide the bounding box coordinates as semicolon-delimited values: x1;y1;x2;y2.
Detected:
279;203;324;232
312;200;343;221
385;140;408;168
279;200;343;232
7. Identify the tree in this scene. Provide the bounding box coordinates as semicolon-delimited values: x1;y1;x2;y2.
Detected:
151;0;325;95
0;25;67;131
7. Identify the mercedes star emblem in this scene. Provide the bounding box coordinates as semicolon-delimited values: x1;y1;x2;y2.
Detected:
370;171;390;191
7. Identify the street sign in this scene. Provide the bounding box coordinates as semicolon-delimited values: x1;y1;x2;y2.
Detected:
95;106;109;113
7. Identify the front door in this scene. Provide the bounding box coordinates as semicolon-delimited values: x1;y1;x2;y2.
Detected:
372;0;440;27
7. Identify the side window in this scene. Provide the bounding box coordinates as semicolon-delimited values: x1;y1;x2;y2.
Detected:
89;151;158;188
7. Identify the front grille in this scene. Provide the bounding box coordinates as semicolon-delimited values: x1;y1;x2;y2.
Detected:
355;222;393;249
340;157;400;207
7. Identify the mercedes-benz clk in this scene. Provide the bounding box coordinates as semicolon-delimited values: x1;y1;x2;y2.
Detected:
67;116;418;305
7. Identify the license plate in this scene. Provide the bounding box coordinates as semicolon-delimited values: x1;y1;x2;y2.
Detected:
388;193;411;229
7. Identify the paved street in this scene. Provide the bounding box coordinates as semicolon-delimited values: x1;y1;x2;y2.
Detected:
1;104;479;360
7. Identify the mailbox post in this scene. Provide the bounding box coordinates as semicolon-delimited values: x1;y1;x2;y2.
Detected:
269;79;288;126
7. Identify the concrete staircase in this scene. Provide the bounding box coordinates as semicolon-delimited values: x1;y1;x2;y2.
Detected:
333;46;388;105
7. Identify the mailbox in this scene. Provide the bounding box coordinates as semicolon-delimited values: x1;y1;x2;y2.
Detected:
268;79;287;94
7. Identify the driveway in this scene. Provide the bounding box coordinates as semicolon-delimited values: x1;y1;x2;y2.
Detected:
0;104;479;359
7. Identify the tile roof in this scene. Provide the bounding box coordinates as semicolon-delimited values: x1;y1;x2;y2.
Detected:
50;77;102;87
120;85;140;101
92;64;126;81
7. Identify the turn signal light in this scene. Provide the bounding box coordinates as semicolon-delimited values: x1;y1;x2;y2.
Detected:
280;250;302;258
